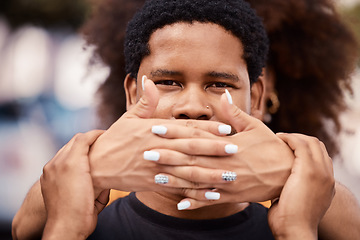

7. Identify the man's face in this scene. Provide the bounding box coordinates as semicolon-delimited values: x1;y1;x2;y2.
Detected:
125;22;264;123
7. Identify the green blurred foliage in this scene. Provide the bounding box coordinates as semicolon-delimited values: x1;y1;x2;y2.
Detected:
0;0;90;30
341;3;360;66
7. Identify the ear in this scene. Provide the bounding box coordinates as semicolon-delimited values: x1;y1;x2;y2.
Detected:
250;71;265;120
124;74;138;111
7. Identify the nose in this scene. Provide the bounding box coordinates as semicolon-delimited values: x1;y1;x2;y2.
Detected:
172;88;213;120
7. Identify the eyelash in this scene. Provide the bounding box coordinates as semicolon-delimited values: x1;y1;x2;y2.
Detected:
208;82;233;88
154;80;181;87
154;80;235;89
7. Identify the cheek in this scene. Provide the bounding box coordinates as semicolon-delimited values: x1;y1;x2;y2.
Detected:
233;94;251;113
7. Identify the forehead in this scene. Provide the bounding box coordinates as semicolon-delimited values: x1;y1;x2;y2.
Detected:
140;22;249;82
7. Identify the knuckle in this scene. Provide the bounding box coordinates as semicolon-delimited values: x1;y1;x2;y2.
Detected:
208;170;219;183
187;168;198;181
181;188;191;197
231;107;243;120
308;136;320;145
42;162;51;175
73;133;85;143
187;140;198;152
188;155;197;166
185;120;194;128
296;137;308;147
191;128;202;137
191;181;201;189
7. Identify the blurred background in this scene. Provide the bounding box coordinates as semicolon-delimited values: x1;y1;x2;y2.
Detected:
0;0;359;239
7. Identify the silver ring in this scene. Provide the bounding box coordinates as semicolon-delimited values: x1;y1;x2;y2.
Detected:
222;171;237;181
155;174;169;184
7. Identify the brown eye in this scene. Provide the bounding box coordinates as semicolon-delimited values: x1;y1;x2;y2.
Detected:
155;80;181;87
209;82;232;88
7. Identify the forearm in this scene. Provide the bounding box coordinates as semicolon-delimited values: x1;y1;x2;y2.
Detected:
318;181;360;240
12;180;46;240
275;230;317;240
42;219;87;240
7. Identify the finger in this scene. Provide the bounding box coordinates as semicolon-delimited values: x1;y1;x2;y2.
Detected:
157;166;237;184
163;138;238;156
181;188;222;201
144;149;199;165
277;133;324;163
123;76;159;119
43;130;105;175
95;189;110;214
151;121;232;139
143;146;236;166
176;197;224;211
277;133;335;187
83;130;106;145
153;174;213;189
220;91;262;133
276;133;311;159
70;130;105;155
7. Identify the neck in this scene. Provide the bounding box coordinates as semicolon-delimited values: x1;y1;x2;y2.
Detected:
136;191;249;220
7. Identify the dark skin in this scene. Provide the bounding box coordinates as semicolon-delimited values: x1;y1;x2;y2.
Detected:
12;1;360;239
39;22;334;239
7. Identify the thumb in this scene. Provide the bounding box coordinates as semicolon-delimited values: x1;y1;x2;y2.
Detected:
220;89;258;133
124;76;159;119
94;189;110;214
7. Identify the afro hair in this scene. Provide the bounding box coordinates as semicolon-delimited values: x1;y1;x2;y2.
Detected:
124;0;268;84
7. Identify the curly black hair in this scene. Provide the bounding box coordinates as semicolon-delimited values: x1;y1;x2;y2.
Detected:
82;0;358;158
124;0;268;84
247;0;359;157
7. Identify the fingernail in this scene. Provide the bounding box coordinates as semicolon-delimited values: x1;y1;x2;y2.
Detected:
225;89;233;105
142;75;146;91
218;124;231;135
177;200;191;210
152;125;167;135
205;191;221;200
225;144;238;154
143;151;160;161
154;174;168;184
222;171;237;181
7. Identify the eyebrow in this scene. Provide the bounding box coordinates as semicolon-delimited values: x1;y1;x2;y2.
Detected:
150;69;240;82
150;69;182;78
207;71;240;82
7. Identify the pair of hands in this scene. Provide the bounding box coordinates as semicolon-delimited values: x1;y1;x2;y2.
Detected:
40;79;335;239
89;79;294;205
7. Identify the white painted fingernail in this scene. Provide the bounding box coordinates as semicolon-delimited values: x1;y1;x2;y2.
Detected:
225;144;238;154
225;89;233;105
205;192;220;200
143;151;160;161
152;125;167;135
142;75;146;91
218;124;231;135
177;200;191;210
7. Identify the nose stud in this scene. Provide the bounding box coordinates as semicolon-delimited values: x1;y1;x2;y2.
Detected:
206;106;210;109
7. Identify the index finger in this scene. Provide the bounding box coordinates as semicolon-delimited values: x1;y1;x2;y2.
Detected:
151;120;232;139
